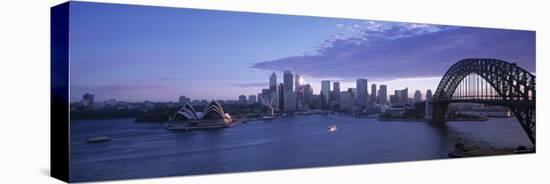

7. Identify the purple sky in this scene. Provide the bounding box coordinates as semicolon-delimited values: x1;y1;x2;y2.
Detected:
68;2;535;102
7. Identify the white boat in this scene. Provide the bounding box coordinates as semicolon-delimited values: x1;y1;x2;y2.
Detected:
328;124;337;132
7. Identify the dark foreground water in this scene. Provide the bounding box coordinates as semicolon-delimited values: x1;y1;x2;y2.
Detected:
70;115;531;182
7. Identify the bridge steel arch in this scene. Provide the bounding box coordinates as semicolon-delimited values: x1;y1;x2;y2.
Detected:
431;58;536;144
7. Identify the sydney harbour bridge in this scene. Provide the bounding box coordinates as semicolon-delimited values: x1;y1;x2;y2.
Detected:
430;58;536;145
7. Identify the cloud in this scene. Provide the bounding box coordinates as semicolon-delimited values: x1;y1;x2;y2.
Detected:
252;22;535;81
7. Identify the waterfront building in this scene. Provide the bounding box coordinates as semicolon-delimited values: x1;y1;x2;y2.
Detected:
248;95;257;104
400;88;409;105
356;79;368;107
340;91;354;112
284;91;297;112
170;100;233;125
303;84;313;108
321;80;331;109
284;70;294;93
425;89;433;118
378;85;388;105
414;90;422;103
311;94;322;109
333;82;340;102
238;95;247;104
371;83;377;105
283;71;296;112
295;74;302;90
81;93;95;107
278;83;285;112
393;88;409;106
269;72;279;110
178;95;190;105
259;89;270;106
389;94;398;105
295;74;305;110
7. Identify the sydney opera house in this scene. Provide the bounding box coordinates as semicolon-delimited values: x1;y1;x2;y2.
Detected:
168;100;234;129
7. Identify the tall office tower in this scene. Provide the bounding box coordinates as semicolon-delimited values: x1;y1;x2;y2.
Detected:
303;84;313;108
414;90;422;102
356;79;368;107
296;85;305;110
269;72;277;92
378;85;388;105
370;83;377;105
389;94;398;105
348;88;356;97
321;80;331;109
333;82;340;101
284;91;297;112
283;70;296;112
295;74;302;90
283;70;294;93
278;83;285;112
393;88;408;106
394;90;401;104
340;91;353;112
269;72;279;110
295;74;304;110
259;89;270;106
238;95;247;104
425;89;433;118
248;95;257;104
400;88;409;105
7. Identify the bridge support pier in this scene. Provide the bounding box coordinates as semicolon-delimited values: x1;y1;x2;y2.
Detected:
512;107;536;145
431;102;448;122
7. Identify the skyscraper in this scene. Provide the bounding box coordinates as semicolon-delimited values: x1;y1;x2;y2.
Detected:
248;95;257;104
269;72;277;92
392;88;408;105
283;70;296;112
378;85;388;105
278;83;285;111
321;80;331;109
295;74;304;110
283;70;293;93
304;84;313;108
370;83;377;105
333;82;340;102
414;90;422;102
400;88;409;105
238;95;247;104
269;72;279;110
340;91;353;112
425;89;433;118
356;79;368;107
295;74;302;90
259;89;270;106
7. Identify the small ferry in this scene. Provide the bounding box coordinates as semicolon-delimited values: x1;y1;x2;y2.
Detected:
328;124;337;132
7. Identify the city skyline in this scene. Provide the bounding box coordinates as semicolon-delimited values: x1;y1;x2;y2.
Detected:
76;70;429;107
68;2;535;102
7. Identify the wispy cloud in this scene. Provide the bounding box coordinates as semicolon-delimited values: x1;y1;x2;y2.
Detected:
252;21;535;81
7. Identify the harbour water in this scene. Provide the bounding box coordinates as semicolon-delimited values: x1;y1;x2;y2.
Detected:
70;115;531;182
